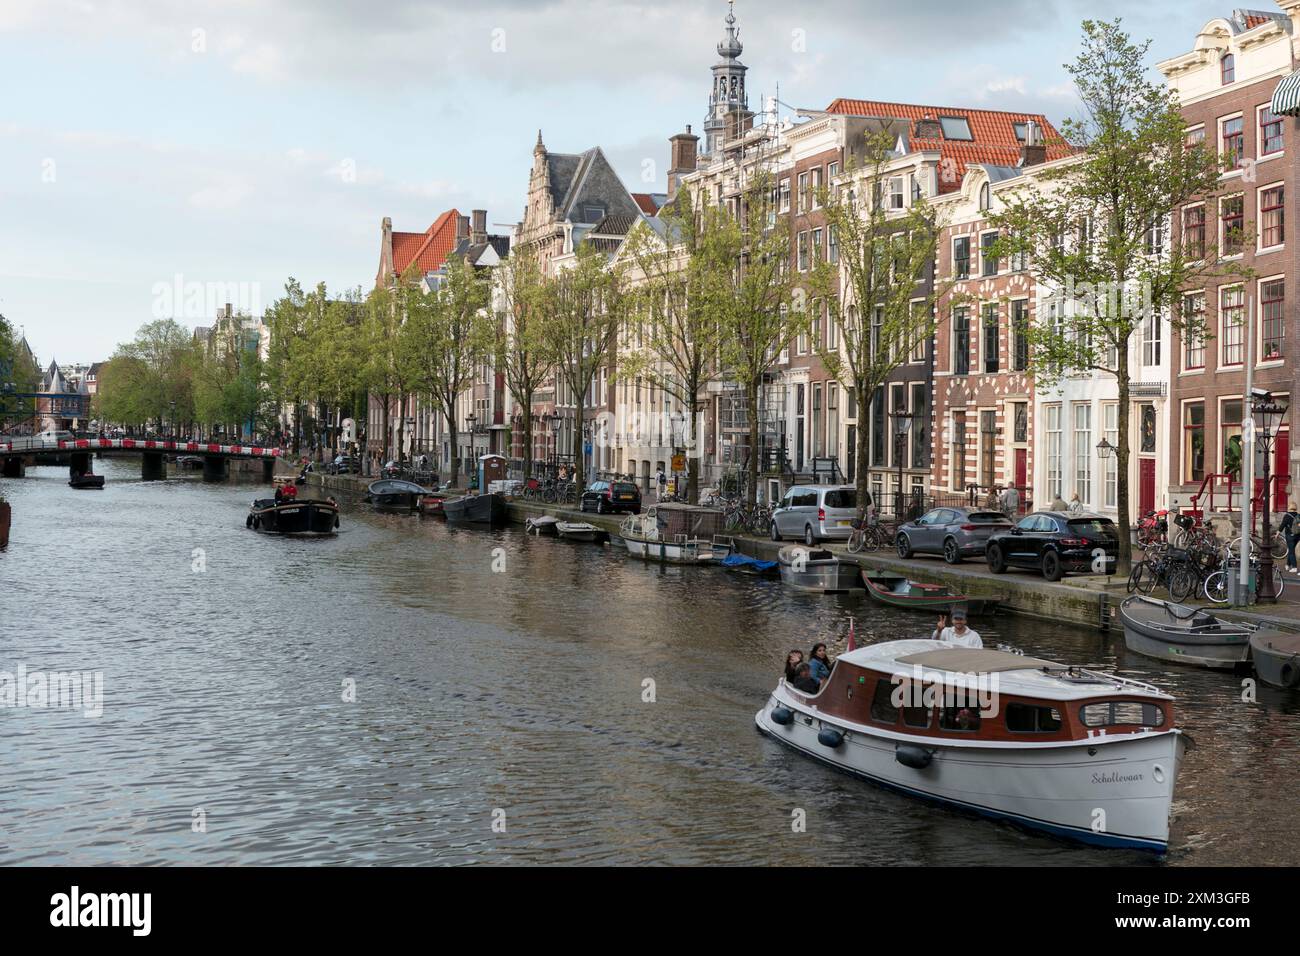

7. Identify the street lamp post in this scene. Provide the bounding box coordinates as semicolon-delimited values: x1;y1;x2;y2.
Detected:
466;413;477;482
549;413;561;476
891;414;911;519
1253;394;1288;603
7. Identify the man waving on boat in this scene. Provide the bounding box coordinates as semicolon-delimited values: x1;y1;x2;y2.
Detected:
932;608;982;648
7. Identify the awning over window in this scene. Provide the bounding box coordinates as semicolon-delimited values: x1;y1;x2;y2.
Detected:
1271;68;1300;116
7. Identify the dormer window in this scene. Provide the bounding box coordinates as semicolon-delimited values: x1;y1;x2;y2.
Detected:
979;182;991;211
1222;53;1235;85
1013;122;1028;143
939;116;973;141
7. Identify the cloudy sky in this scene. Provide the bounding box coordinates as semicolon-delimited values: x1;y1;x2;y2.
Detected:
1;0;1232;363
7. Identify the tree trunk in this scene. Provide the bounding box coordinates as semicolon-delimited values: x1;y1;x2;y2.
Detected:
380;393;391;463
573;405;585;494
747;379;759;509
446;408;460;487
688;400;700;505
395;392;406;464
523;407;534;481
856;379;870;522
1116;348;1133;576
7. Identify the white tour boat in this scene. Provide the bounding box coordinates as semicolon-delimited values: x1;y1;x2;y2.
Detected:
756;639;1189;852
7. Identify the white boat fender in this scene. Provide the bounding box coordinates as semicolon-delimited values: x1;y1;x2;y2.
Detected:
817;727;844;748
895;744;932;769
771;706;793;726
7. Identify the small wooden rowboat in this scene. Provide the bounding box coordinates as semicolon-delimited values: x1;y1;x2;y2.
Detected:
1119;596;1253;670
526;515;560;535
861;572;1001;614
556;521;605;543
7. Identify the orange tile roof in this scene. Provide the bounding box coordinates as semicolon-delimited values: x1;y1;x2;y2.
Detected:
391;208;461;277
631;193;660;215
1244;13;1271;29
825;99;1074;192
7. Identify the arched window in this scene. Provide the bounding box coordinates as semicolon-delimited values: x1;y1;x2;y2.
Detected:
979;182;991;211
1221;53;1235;85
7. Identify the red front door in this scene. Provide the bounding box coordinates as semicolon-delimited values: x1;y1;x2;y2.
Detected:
1139;458;1155;515
1014;448;1027;491
1275;429;1290;511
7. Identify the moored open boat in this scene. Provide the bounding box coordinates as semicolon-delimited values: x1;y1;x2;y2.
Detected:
246;497;340;535
366;479;428;511
1249;630;1300;689
862;573;1000;614
756;639;1188;852
442;492;506;526
526;514;559;535
619;505;730;564
556;521;605;543
1119;596;1254;670
720;552;779;577
417;492;450;517
777;546;861;593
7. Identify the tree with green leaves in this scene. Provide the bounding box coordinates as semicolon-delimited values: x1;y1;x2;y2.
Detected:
0;315;39;426
539;241;624;494
620;190;729;504
402;257;493;484
364;281;420;464
810;128;948;522
990;19;1229;573
713;172;799;508
265;278;313;451
97;319;195;434
496;246;555;481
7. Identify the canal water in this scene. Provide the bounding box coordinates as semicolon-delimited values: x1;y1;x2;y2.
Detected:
2;458;1297;866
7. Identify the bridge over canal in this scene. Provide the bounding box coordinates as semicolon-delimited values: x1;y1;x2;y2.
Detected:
0;438;283;482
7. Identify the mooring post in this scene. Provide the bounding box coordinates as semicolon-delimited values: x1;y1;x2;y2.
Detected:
141;452;166;481
1;456;24;478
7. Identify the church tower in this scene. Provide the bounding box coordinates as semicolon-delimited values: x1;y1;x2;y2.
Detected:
702;1;752;156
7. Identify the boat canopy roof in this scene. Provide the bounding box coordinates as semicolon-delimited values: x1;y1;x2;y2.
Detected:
840;639;1169;702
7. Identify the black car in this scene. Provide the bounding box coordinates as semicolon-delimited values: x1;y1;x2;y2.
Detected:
985;511;1119;581
580;479;641;514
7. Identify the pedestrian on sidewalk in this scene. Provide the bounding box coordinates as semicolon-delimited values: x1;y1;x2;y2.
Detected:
1281;500;1300;573
656;466;667;499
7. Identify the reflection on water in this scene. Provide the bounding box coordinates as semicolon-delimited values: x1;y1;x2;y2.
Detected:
1;459;1297;865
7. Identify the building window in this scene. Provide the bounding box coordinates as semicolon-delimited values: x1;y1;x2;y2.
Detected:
1145;216;1167;256
797;231;809;271
1221;195;1244;255
1221;286;1244;366
1185;125;1206;149
889;176;904;209
980;410;997;489
828;224;838;264
811;168;822;208
1183;292;1206;369
779;179;791;212
1222;116;1244;169
1012;300;1029;371
811;228;823;264
953;307;970;375
1013;402;1028;444
1260;185;1284;248
1222;53;1235;85
1103;403;1118;510
871;387;886;467
951;412;967;491
870;307;883;361
911;383;927;467
910;301;927;362
981;231;999;276
1260;106;1284;156
1221;398;1244;476
1142;312;1161;367
1261;278;1285;361
1045;404;1062;500
982;303;999;373
1184;402;1205;483
953;236;971;279
1073;403;1092;505
979;182;991;211
1182;205;1206;259
939;116;973;141
797;172;809;212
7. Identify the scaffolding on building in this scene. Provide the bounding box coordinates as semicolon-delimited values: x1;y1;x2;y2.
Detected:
718;376;789;488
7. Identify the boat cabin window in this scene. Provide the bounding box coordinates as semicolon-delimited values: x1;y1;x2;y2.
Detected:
870;680;899;723
902;692;931;729
1079;700;1165;729
1005;703;1063;733
938;705;981;732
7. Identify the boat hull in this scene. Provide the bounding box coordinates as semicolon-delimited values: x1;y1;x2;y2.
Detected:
69;475;105;489
1120;597;1251;670
443;493;506;526
862;574;999;613
755;693;1182;852
248;499;339;535
621;535;721;564
1249;631;1300;689
556;522;602;542
778;551;861;592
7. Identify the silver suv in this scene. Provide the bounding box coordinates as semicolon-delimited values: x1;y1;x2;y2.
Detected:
770;484;869;545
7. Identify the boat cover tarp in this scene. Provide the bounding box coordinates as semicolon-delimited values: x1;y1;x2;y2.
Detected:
897;648;1058;673
721;553;777;572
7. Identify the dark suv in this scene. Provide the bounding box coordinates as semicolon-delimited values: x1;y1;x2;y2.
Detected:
580;479;641;515
985;511;1119;581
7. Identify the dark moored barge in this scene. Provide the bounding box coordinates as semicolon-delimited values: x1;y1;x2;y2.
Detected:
442;492;506;527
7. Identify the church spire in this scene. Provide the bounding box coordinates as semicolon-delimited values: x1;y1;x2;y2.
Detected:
702;1;751;156
717;0;742;59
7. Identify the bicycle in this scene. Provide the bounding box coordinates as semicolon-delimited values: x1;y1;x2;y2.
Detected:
1203;555;1285;603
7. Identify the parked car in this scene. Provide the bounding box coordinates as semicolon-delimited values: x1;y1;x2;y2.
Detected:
327;455;358;475
894;507;1014;563
580;479;641;514
985;511;1119;581
770;484;871;545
